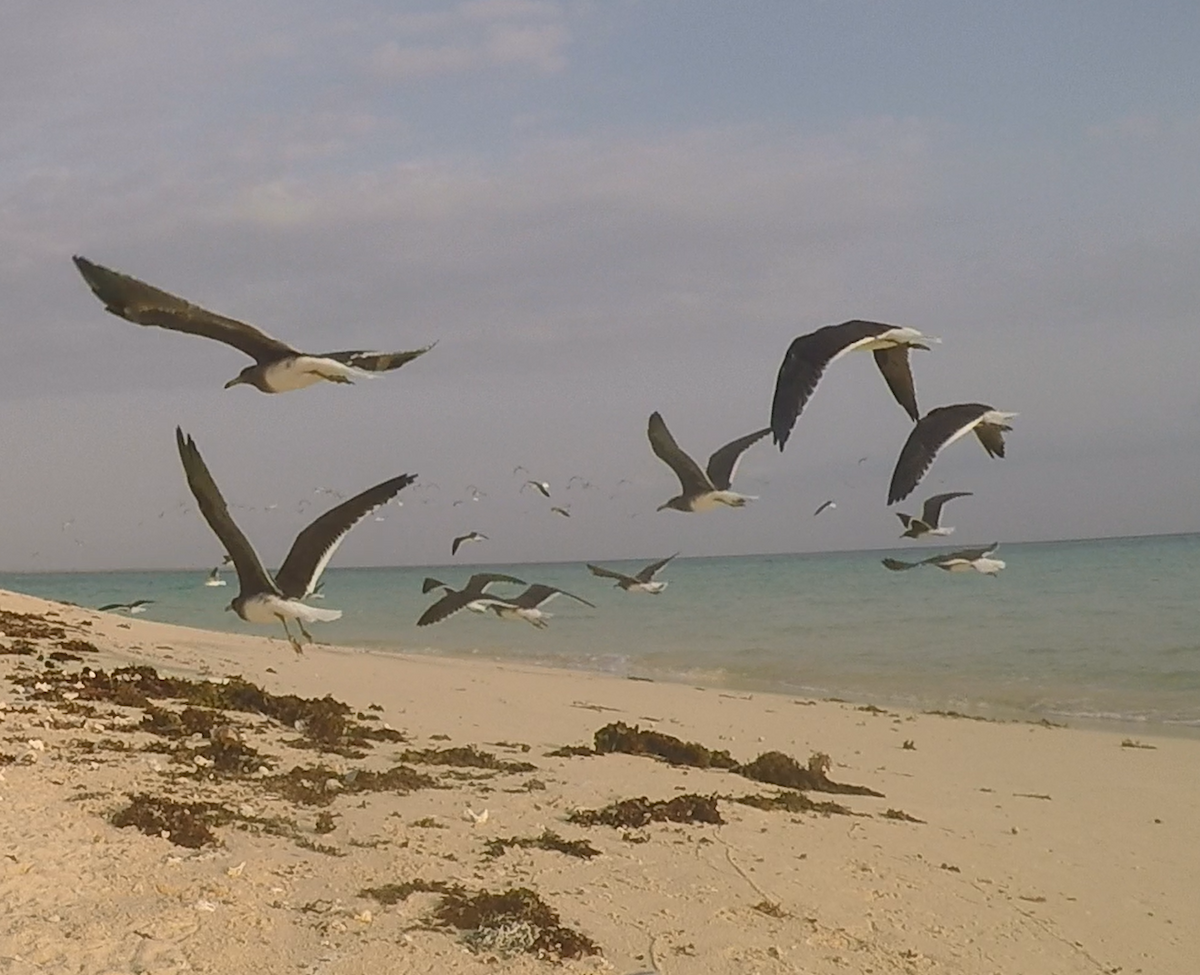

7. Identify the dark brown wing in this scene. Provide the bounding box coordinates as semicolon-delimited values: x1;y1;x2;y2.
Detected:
274;474;415;598
635;552;679;582
463;573;526;593
422;577;449;594
417;590;498;626
648;412;711;494
510;584;596;609
887;404;992;505
587;564;637;585
882;557;921;571
705;428;771;491
921;491;973;526
873;347;920;422
175;428;277;597
75;257;295;363
770;320;894;449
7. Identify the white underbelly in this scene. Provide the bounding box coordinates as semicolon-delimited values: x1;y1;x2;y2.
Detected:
241;593;342;624
263;356;367;392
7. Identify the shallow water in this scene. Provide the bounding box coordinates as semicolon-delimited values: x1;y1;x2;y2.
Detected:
4;533;1198;735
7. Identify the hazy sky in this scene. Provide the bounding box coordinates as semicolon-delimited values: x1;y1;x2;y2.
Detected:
3;1;1199;572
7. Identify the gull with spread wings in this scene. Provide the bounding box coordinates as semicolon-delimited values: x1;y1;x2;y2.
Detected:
648;412;770;512
74;256;432;393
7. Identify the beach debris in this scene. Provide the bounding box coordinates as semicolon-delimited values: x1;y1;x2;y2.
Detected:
111;794;235;848
227;861;246;877
482;829;600;860
902;740;916;750
736;751;884;797
434;886;601;960
263;763;435;807
1121;738;1157;749
568;794;724;828
751;900;790;918
592;721;738;769
882;808;925;823
730;791;851;816
397;745;537;773
463;807;489;825
359;881;601;960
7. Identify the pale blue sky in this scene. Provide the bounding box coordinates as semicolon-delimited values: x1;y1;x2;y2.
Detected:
2;1;1198;571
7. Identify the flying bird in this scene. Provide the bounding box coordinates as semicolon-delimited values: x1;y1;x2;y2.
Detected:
74;256;432;394
204;567;227;587
648;412;771;512
550;506;571;518
587;552;679;594
896;491;974;538
175;428;414;653
98;599;154;614
451;531;488;556
521;480;551;498
888;404;1017;505
417;573;526;626
770;320;936;449
882;543;1005;576
813;500;837;517
484;584;595;629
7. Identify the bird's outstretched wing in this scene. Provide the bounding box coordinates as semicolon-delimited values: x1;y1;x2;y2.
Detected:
921;491;973;526
76;257;295;363
647;412;711;495
175;428;277;596
275;473;415;598
636;552;679;582
872;347;920;422
321;346;434;373
510;584;596;609
706;428;771;491
887;404;993;504
587;564;636;584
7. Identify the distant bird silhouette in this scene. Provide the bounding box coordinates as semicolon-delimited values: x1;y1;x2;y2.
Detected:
175;428;414;652
98;599;154;614
648;412;770;512
74;256;432;393
451;531;488;556
418;573;526;626
812;500;837;517
882;543;1005;576
550;506;571;518
587;553;679;594
896;492;973;538
888;404;1016;504
771;320;936;449
521;480;551;498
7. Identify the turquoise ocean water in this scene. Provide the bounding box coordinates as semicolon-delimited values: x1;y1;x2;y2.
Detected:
3;533;1197;735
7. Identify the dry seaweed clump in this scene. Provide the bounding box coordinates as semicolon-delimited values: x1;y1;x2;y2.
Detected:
434;886;601;960
111;793;235;848
482;830;601;860
737;751;884;797
593;721;738;769
0;609;68;641
731;791;851;815
360;878;452;905
568;794;724;828
262;763;436;806
396;745;536;773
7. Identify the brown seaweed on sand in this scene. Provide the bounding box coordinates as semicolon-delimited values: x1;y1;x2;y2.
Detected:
568;793;724;828
482;829;601;860
592;721;738;768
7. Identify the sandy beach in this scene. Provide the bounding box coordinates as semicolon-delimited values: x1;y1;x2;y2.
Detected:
0;588;1194;975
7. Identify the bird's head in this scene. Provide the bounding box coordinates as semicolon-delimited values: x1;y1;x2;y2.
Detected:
225;366;261;390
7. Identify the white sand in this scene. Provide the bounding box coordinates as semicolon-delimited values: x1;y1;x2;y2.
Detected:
0;588;1195;974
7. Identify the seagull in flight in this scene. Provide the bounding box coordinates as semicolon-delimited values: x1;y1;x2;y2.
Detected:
204;567;227;587
587;552;679;594
882;543;1005;576
648;412;771;512
521;479;551;498
417;573;526;626
812;500;837;517
175;428;414;653
483;584;595;629
98;599;154;614
770;320;936;449
896;491;973;538
451;531;488;556
74;256;433;394
888;404;1016;505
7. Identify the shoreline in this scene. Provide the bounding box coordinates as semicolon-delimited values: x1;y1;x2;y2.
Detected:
1;587;1197;973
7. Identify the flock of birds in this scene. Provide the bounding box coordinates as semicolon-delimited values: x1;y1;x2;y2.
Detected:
72;256;1016;653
